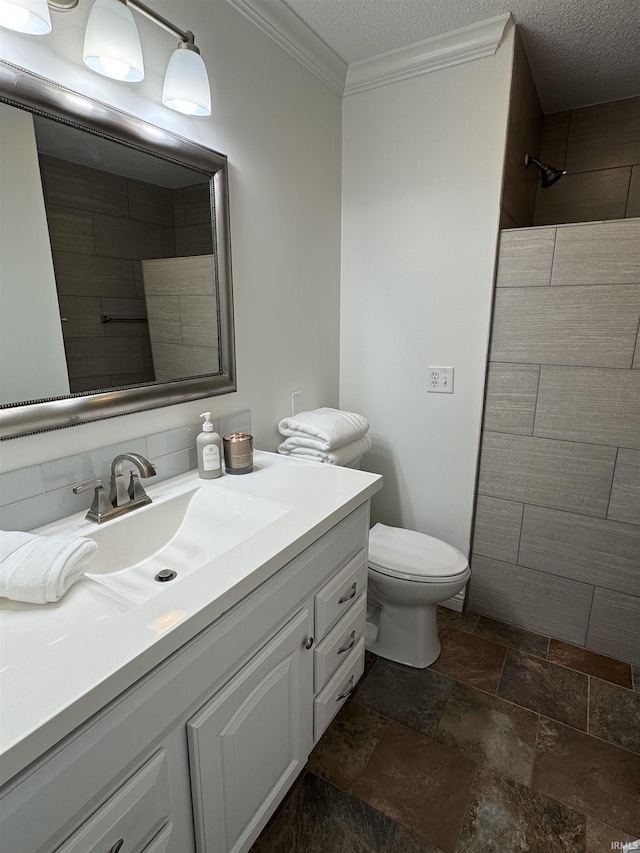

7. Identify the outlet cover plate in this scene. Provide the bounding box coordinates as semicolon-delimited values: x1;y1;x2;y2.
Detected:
428;366;454;394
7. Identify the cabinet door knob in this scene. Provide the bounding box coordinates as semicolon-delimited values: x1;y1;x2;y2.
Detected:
303;636;314;650
108;840;124;853
338;582;357;604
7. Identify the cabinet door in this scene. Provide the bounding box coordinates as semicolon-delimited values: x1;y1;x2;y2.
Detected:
187;608;313;853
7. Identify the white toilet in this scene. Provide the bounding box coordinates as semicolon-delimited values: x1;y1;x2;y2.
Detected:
365;523;470;668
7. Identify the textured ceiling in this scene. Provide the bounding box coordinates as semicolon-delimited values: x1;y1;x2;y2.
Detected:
282;0;640;112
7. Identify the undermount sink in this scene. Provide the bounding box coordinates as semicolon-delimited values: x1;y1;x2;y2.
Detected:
79;477;291;604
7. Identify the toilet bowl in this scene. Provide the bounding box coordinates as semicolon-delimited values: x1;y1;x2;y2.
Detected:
365;523;470;668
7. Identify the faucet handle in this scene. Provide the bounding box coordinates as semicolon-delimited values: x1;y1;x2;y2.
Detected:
128;471;150;502
73;477;103;494
73;478;112;521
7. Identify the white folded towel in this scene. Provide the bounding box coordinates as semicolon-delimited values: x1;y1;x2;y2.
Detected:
0;530;98;604
278;434;372;466
277;407;369;451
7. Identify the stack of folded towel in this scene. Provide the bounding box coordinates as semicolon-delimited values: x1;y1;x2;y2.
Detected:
277;407;371;466
0;530;98;604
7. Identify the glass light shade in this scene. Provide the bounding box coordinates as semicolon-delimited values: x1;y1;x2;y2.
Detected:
83;0;143;82
163;46;211;116
0;0;51;34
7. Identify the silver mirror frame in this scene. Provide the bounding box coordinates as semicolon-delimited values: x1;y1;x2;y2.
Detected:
0;60;236;440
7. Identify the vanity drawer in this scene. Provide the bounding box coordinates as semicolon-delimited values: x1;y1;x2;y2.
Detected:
314;594;366;692
313;638;365;741
55;750;171;853
315;548;367;639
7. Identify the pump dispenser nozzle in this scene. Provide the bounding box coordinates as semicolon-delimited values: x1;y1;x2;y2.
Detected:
200;412;214;432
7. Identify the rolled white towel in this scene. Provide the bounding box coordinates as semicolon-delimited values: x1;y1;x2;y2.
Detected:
0;530;98;605
278;434;372;466
277;407;369;451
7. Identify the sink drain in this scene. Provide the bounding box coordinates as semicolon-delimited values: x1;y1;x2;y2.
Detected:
155;569;177;583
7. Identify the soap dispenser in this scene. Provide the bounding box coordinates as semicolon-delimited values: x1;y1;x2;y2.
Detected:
197;412;222;479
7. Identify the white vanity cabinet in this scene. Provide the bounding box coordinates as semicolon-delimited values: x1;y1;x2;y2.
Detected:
0;502;370;853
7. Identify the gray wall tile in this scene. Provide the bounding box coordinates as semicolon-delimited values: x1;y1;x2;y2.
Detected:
472;495;523;563
490;284;640;368
564;97;640;172
64;337;152;378
147;425;201;458
627;166;640;218
149;342;219;382
175;223;214;257
127;178;174;227
519;505;640;596
141;256;215;295
93;213;168;261
539;111;570;168
495;229;555;287
0;466;43;508
53;252;138;299
40;154;129;216
58;296;103;339
467;555;594;646
483;363;540;435
179;295;219;348
586;588;640;665
145;295;182;344
534;366;640;449
0;487;91;532
533;167;631;226
477;432;616;518
608;449;640;525
551;220;640;285
149;449;192;481
46;204;95;255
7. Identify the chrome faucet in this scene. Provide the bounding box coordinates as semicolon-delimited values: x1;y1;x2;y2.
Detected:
73;453;157;524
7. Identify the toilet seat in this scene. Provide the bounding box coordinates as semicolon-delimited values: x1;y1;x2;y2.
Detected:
368;523;469;583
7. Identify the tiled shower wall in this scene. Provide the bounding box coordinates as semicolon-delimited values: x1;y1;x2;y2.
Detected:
534;96;640;226
468;219;640;665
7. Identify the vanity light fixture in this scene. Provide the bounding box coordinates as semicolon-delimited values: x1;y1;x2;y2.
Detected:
0;0;211;116
0;0;51;34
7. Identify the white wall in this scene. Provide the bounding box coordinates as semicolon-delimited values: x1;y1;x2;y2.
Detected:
0;0;342;471
340;30;514;554
0;103;69;404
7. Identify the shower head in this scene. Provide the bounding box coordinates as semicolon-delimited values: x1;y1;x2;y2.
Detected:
524;153;566;188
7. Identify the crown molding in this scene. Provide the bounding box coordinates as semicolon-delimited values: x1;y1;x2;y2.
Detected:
225;0;347;95
344;14;512;96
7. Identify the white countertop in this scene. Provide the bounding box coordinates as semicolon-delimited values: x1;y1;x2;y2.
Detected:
0;451;382;788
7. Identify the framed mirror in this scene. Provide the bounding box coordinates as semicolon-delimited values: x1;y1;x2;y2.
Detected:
0;59;235;440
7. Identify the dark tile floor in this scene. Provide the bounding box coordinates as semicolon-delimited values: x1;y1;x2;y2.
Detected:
251;608;640;853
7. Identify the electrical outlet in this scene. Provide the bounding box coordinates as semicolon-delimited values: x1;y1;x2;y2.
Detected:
428;366;454;394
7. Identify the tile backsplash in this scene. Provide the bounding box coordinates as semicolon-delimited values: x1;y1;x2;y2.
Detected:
0;409;251;532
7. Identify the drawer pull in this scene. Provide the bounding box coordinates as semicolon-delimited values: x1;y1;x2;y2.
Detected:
336;675;355;701
108;841;124;853
338;582;357;604
303;636;314;650
337;630;357;655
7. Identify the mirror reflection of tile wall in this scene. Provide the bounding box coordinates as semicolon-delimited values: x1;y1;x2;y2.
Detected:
39;154;212;392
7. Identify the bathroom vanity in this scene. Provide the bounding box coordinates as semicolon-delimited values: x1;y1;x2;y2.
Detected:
0;452;382;853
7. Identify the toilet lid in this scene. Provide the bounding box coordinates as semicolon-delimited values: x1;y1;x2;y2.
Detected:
368;523;469;583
